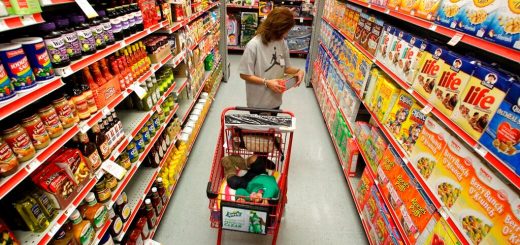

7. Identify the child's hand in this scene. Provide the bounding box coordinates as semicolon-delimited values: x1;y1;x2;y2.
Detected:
267;79;286;93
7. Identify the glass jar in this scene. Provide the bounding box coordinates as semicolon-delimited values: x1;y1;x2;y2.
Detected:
126;143;138;163
52;96;77;129
133;135;145;153
37;105;64;139
140;127;150;145
21;114;51;150
0;137;19;177
146;121;156;135
105;174;118;191
1;124;36;162
94;178;112;203
118;152;132;170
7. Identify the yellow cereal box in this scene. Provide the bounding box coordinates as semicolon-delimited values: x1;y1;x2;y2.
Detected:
352;50;373;96
450;65;513;140
364;68;382;104
415;0;443;20
429;52;476;118
373;78;400;122
366;70;384;111
383;91;414;138
399;0;420;15
399;103;428;154
416;215;462;245
411;43;446;101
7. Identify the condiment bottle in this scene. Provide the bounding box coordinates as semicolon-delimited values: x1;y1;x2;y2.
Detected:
71;82;91;120
13;195;49;232
97;10;115;45
80;192;108;230
38;22;70;68
117;6;130;37
0;137;19;177
107;8;123;41
135;216;150;240
55;18;82;61
37;105;64;139
2;124;36;162
78;132;102;170
117;152;132;170
132;3;144;32
90;123;111;160
52;96;77;128
31;186;58;220
69;209;95;245
111;109;124;139
20;113;51;150
114;195;131;222
126;228;143;245
155;177;168;204
105;174;118;191
71;15;96;55
52;228;76;245
89;17;106;50
63;90;80;123
108;208;123;238
79;77;98;114
144;199;157;229
90;62;107;86
126;143;138;163
150;187;163;215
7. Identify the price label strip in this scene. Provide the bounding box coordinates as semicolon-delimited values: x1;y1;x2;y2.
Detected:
447;33;463;46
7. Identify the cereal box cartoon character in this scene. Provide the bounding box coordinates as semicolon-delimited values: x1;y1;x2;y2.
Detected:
450;65;514;140
399;104;428;154
429;51;476;117
483;0;520;50
436;0;468;29
384;91;415;138
480;82;520;175
455;0;500;38
411;43;446;100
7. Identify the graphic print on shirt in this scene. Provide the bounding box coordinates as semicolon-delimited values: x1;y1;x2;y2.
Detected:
265;47;282;72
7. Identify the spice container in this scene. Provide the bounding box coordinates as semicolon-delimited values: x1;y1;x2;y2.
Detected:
2;124;36;162
37;105;64;138
0;137;19;176
51;96;77;128
21;113;50;150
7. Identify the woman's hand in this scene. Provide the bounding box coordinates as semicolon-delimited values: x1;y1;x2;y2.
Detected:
295;69;305;86
266;79;285;93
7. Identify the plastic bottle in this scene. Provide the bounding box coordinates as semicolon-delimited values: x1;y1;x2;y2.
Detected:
71;15;96;55
55;18;82;61
79;192;108;230
135;216;150;240
144;199;157;229
117;6;130;37
14;195;49;232
38;22;70;68
107;8;123;41
125;5;136;34
150;187;163;216
155;177;168;204
89;17;106;50
69;209;95;245
114;195;131;222
132;4;144;32
98;10;115;45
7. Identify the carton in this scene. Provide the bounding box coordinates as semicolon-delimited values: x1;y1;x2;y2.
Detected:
399;103;428;154
388;0;402;11
416;216;462;245
399;0;420;15
483;0;520;50
479;82;520;175
345;5;362;41
356;169;375;208
435;0;468;29
454;0;500;38
380;27;402;68
375;25;395;64
364;68;382;106
384;91;415;139
351;50;373;96
411;43;446;100
387;29;407;73
450;65;513;140
429;52;476;118
373;78;400;122
3;0;41;15
415;0;443;20
365;17;384;56
354;13;371;46
394;33;426;85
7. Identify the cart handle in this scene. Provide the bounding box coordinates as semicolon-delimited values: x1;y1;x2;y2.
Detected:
232;106;295;117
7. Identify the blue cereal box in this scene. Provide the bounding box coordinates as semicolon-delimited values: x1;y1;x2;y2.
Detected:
454;0;500;38
483;0;520;50
436;0;468;29
480;82;520;175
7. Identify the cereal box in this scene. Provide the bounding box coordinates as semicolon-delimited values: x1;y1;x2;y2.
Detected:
415;0;443;20
351;50;373;96
381;27;402;68
371;0;389;8
411;43;446;100
399;103;428;154
345;5;362;41
384;91;415;138
483;0;520;50
395;33;426;85
401;187;436;243
365;17;384;56
362;186;380;222
387;29;408;74
339;81;361;123
377;147;405;209
451;65;514;140
454;0;500;38
399;0;420;15
354;13;371;46
409;117;450;181
430;51;476;118
416;215;463;245
364;68;382;104
374;78;400;121
376;25;395;64
388;0;402;11
436;0;467;29
480;82;520;175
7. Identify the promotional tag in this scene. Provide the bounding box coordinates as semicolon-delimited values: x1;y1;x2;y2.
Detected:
102;160;127;180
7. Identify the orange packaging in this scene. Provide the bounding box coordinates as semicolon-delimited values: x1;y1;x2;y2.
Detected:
411;43;446;101
415;0;442;20
92;77;122;108
362;187;379;222
450;65;514;140
387;0;402;11
399;0;420;15
416;214;462;245
355;168;374;208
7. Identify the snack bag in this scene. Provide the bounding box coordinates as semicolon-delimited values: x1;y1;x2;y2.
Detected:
451;65;513;140
395;33;425;85
409;117;450;181
429;52;476;118
374;78;400;122
384;91;415;138
479;82;520;175
415;0;443;20
411;43;446;100
399;104;428;154
454;0;500;38
435;0;467;29
483;0;520;50
399;0;420;15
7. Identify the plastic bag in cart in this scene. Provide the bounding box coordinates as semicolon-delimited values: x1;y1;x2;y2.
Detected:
224;114;295;132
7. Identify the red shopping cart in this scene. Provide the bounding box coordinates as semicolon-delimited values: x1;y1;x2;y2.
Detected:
206;107;296;245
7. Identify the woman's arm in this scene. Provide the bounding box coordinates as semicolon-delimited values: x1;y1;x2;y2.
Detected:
284;66;305;86
240;74;286;94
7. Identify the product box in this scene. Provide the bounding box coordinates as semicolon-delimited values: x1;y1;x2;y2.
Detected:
480;82;520;175
483;1;520;50
399;103;427;154
355;169;375;208
363;68;382;104
241;12;258;27
373;78;400;122
384;91;414;139
415;0;442;20
450;65;514;140
416;215;462;245
435;0;467;29
411;43;446;100
258;1;273;17
387;0;401;11
362;187;379;223
385;28;405;72
339;81;361;123
376;147;405;208
429;51;476;118
454;0;499;38
346;5;362;41
240;28;256;46
365;17;384;56
354;13;370;46
371;0;388;8
345;138;359;176
351;50;373;96
396;33;426;85
399;0;419;15
376;25;395;65
3;0;41;15
226;13;240;46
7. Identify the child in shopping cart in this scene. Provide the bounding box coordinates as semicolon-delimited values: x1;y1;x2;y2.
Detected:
236;174;279;203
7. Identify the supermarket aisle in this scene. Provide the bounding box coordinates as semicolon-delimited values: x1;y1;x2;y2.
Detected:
154;55;368;244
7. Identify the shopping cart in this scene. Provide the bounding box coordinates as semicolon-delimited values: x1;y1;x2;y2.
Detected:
206;107;296;245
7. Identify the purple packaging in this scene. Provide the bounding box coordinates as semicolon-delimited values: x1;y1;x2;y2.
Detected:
55;18;83;61
11;37;55;82
39;22;70;68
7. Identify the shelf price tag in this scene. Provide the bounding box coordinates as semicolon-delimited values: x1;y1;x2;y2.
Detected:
21;15;36;26
447;33;463;46
75;0;99;18
26;159;41;172
300;17;303;23
474;144;488;157
79;122;90;134
102;107;111;116
429;24;437;31
384;9;390;14
102;160;127;180
420;104;433;115
132;84;147;99
48;224;61;237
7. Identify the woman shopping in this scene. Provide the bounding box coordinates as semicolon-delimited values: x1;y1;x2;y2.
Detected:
238;7;305;111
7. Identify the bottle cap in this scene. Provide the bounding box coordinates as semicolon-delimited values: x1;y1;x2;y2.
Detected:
97;10;107;18
116;195;124;205
85;192;96;202
55;18;70;28
151;187;158;193
70;15;86;25
38;22;57;32
145;199;151;205
70;210;80;220
157;177;163;183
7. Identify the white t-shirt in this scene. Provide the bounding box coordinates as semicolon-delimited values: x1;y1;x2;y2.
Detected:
238;35;292;109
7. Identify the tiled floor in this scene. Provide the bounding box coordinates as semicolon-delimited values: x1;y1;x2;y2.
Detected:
154;55;368;245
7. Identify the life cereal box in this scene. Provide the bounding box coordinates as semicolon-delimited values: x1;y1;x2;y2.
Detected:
410;117;450;181
381;27;402;68
480;82;520;175
415;0;443;20
373;76;401;122
387;29;408;74
399;0;420;15
429;51;476;118
394;33;426;85
384;91;415;138
436;0;468;29
454;0;500;38
399;103;428;154
376;25;396;64
365;17;384;56
483;0;520;50
388;0;402;11
451;65;513;140
411;43;446;100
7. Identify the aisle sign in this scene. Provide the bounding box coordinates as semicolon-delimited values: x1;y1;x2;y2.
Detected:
221;202;269;235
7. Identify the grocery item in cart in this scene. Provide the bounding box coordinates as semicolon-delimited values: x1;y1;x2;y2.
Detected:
0;43;37;92
484;1;520;50
10;37;55;82
480;81;520;176
450;65;513;140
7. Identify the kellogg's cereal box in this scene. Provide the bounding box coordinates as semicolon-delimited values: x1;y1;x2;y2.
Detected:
399;104;428;154
384;91;415;138
455;0;500;38
484;0;520;50
451;65;514;140
400;0;420;15
479;82;520;175
376;25;395;64
374;76;401;121
395;33;426;85
436;0;467;29
429;52;476;118
411;43;446;100
415;0;443;20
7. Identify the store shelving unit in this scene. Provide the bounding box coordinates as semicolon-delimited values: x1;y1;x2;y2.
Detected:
0;13;45;32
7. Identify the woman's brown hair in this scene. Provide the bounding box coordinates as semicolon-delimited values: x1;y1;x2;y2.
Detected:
256;7;295;45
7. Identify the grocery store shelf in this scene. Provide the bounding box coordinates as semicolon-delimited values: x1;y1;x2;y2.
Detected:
54;20;169;77
188;20;219;52
226;4;258;9
38;0;74;6
188;2;220;23
0;13;45;32
321;17;520;190
167;0;220;34
0;77;64;120
346;0;520;63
